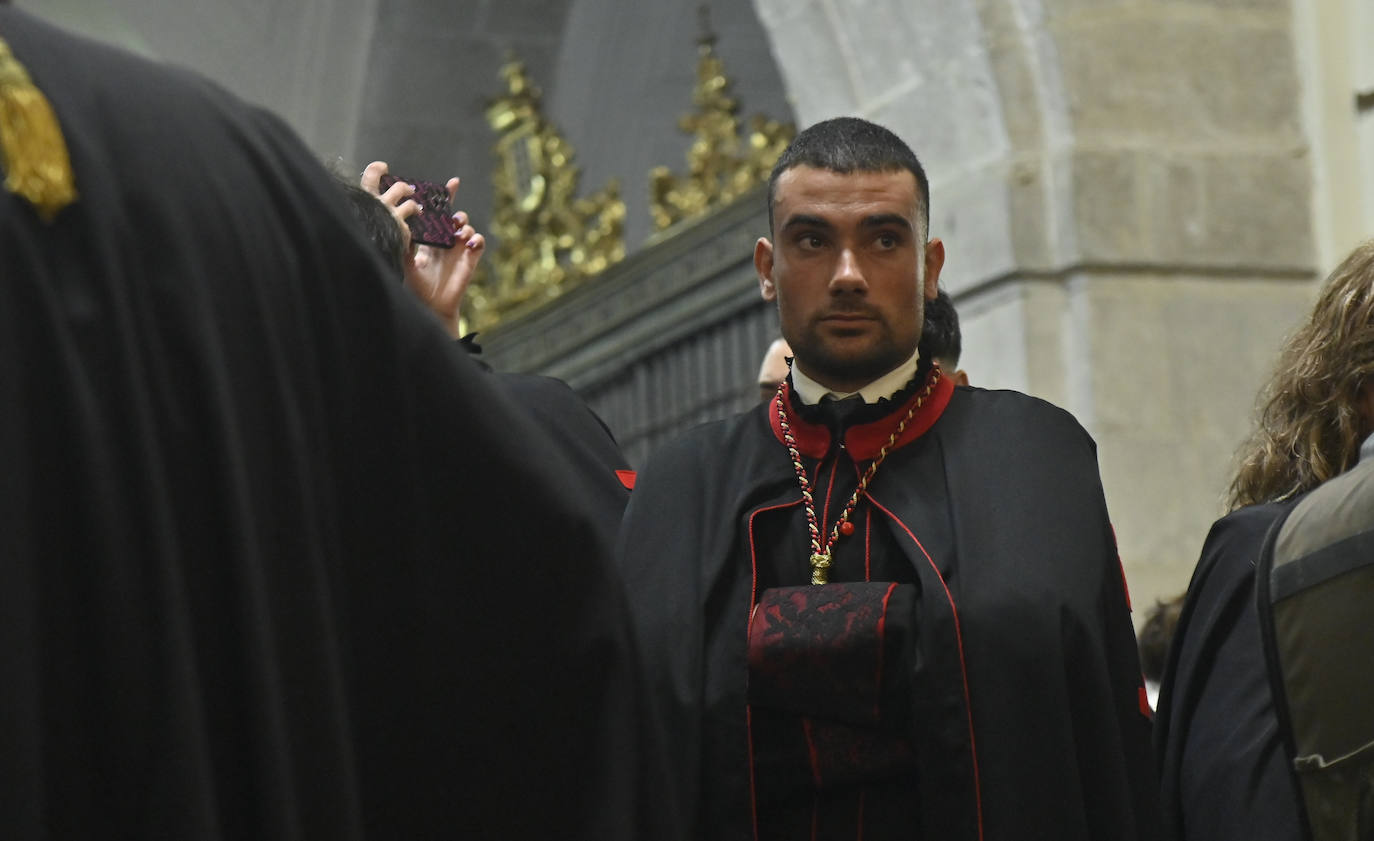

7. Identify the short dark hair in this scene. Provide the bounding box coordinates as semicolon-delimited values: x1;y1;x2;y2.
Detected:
1137;593;1186;683
920;288;962;368
338;180;406;276
767;116;931;239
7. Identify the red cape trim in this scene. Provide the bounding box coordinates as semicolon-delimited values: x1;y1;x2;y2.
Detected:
615;469;636;490
869;494;986;840
768;368;955;460
746;500;798;840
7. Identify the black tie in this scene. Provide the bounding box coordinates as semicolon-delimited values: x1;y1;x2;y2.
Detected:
819;394;865;435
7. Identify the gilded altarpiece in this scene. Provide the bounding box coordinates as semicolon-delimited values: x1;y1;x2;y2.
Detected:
481;186;776;467
477;38;791;466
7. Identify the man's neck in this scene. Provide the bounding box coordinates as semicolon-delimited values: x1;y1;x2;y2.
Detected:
790;349;921;405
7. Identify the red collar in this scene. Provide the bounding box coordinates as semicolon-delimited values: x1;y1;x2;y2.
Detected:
768;368;954;460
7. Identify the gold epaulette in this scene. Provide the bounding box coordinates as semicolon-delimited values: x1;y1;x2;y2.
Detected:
0;34;77;221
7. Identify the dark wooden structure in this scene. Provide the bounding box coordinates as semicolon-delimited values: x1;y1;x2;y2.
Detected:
481;187;778;468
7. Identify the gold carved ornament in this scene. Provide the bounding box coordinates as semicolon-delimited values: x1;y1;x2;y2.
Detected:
0;36;77;222
649;28;793;233
465;60;625;330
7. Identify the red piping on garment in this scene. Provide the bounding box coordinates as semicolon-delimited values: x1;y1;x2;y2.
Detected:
803;716;823;790
746;499;800;841
868;495;986;841
875;581;898;720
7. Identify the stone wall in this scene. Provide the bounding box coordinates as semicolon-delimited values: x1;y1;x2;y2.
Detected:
1293;0;1374;269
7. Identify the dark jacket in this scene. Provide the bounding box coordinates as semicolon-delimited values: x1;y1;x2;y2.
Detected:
1154;502;1303;841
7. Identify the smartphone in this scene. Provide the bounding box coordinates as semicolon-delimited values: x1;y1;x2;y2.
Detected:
378;173;456;248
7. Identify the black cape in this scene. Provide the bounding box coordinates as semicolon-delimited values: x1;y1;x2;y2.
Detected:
0;9;674;839
1153;502;1303;841
464;344;634;549
618;378;1160;840
493;371;633;545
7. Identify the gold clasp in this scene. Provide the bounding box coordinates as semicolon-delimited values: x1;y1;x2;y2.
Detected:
809;552;832;585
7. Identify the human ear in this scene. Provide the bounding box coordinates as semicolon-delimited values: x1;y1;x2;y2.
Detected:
923;238;945;300
756;237;777;301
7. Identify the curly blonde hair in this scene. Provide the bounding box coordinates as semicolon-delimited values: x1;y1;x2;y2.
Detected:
1228;239;1374;510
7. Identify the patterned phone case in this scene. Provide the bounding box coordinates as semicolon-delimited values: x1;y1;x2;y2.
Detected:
378;174;456;248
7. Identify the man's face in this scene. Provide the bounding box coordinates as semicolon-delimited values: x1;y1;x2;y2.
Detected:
755;165;942;394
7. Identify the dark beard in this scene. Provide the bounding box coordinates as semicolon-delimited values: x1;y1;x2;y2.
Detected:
790;327;914;391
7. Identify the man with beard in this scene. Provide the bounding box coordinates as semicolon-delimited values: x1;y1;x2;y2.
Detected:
617;117;1158;840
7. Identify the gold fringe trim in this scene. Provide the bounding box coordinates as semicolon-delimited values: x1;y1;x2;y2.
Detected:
0;35;77;222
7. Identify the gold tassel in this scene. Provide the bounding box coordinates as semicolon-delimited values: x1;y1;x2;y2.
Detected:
0;35;77;222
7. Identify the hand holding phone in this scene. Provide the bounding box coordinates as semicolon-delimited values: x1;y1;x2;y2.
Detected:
378;173;457;248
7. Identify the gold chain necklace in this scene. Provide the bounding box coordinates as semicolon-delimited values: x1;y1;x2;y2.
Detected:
775;366;942;585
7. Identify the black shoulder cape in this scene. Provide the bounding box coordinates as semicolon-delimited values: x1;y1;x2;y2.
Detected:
618;382;1160;840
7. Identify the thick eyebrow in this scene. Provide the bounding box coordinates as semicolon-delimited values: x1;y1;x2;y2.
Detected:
859;213;914;231
779;212;914;234
779;213;834;234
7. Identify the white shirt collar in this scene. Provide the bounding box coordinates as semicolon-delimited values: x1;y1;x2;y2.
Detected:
789;348;922;405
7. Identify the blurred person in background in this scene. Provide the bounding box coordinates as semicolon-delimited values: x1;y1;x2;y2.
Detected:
1155;238;1374;841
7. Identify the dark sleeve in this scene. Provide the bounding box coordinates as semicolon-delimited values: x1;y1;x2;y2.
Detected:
615;435;710;837
1154;504;1304;841
1091;514;1166;839
349;313;679;841
494;373;632;549
1032;429;1163;840
943;392;1161;841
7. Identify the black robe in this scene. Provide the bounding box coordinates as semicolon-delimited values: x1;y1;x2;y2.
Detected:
618;373;1160;840
0;9;675;840
464;344;634;550
1154;502;1304;841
